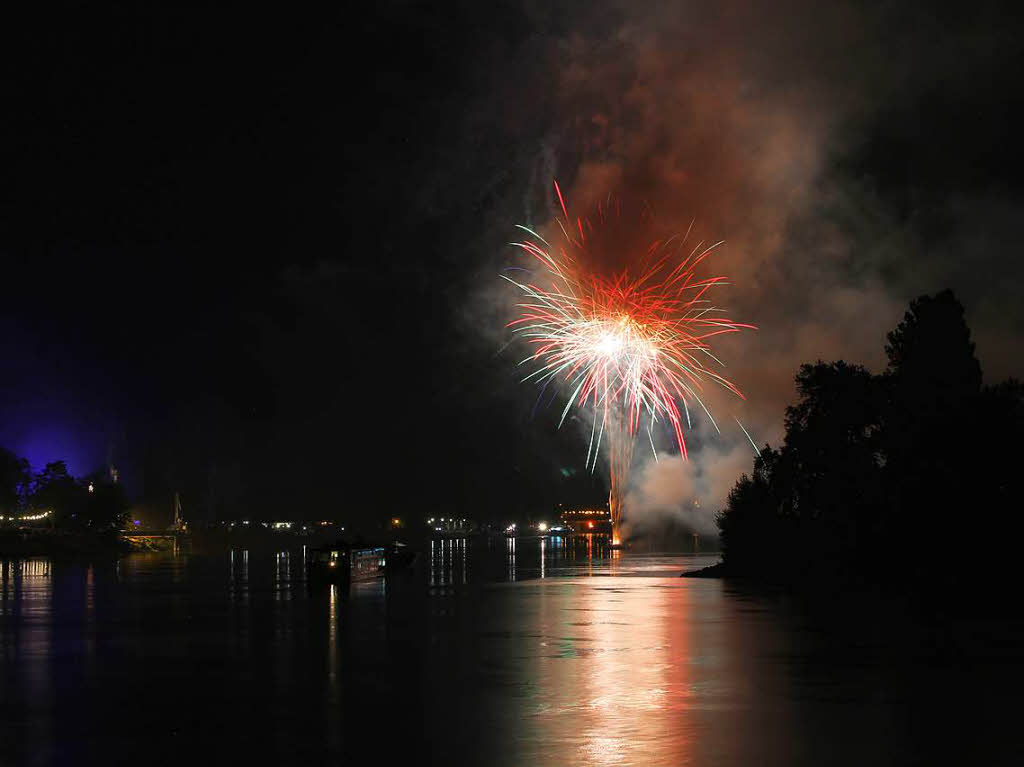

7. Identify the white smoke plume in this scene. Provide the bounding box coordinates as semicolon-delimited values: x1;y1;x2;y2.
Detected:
462;1;1024;531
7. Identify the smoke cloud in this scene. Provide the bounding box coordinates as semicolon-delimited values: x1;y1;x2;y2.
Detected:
469;1;1024;525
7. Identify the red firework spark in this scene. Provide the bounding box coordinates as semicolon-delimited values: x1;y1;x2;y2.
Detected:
504;181;755;464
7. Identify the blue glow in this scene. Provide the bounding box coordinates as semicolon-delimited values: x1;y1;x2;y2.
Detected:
7;422;99;476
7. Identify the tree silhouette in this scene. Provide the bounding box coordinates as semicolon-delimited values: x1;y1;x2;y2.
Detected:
717;447;788;576
883;291;983;582
0;447;30;515
784;362;886;577
30;461;85;527
717;290;1023;598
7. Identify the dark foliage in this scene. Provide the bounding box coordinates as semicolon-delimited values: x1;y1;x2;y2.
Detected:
0;447;31;514
0;457;129;532
717;291;1024;596
29;461;82;526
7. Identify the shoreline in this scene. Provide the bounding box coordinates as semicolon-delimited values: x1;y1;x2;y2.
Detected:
0;531;147;558
679;561;730;578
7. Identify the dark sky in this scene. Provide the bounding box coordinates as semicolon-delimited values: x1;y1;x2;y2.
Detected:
3;1;1024;524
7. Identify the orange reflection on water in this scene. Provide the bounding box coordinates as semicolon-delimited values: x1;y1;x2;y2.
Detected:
1;560;54;706
524;568;695;767
581;577;687;765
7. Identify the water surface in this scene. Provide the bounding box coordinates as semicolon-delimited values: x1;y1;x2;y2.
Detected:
2;540;1020;765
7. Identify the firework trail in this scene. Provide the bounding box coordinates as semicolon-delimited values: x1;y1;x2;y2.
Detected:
503;181;754;543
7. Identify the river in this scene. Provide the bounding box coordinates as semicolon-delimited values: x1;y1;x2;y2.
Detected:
1;538;1021;765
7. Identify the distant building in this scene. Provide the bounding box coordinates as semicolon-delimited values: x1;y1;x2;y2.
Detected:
426;516;473;536
558;507;612;535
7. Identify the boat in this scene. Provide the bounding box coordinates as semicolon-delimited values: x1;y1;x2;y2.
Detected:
308;543;386;585
307;541;416;586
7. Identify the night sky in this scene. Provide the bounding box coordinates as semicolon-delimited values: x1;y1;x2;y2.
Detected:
3;1;1024;525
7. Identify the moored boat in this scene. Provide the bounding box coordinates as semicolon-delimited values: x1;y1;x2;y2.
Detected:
307;541;416;586
308;543;386;585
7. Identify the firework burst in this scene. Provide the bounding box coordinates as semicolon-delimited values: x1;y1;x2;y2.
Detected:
503;182;754;543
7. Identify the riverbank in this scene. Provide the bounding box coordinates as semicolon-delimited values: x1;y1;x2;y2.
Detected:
0;530;143;558
679;561;729;578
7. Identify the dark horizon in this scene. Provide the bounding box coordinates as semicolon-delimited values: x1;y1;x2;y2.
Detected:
4;2;1024;526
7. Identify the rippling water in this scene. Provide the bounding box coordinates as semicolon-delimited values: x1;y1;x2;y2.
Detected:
2;540;1021;766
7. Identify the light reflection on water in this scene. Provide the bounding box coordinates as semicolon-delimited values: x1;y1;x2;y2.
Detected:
507;536;516;581
0;543;1021;766
579;577;674;765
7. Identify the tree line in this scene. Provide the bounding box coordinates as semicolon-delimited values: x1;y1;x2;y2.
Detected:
0;454;128;532
717;290;1023;593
